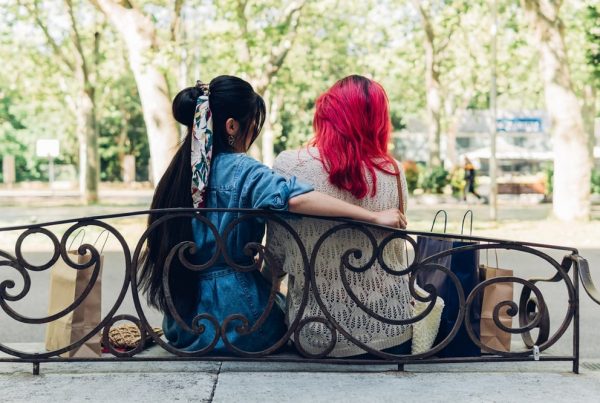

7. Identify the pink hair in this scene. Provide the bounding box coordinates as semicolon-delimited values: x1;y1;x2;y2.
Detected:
310;75;396;199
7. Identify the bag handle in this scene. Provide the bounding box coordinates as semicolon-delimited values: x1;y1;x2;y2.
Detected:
390;159;410;269
430;210;448;233
485;247;499;268
67;229;86;251
390;159;405;214
461;209;473;236
94;230;110;255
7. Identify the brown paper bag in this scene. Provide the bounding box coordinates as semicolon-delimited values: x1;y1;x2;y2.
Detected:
45;251;103;357
480;265;513;352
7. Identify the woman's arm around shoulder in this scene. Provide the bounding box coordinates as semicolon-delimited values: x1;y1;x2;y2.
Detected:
239;153;407;229
288;191;407;229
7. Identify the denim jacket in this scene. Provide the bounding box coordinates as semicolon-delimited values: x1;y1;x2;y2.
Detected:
163;152;313;354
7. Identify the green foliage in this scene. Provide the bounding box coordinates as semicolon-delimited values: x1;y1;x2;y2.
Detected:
391;112;407;132
592;169;600;195
449;167;466;196
97;76;149;182
584;4;600;86
544;165;554;196
419;165;449;194
0;0;597;186
0;133;30;182
543;165;600;196
0;0;151;183
0;89;60;181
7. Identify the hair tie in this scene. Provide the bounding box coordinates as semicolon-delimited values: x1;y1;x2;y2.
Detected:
196;80;210;97
191;91;213;208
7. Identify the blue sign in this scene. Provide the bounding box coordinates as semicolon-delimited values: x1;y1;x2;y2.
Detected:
496;117;543;133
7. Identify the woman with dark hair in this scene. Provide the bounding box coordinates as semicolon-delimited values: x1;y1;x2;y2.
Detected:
270;75;438;357
138;75;406;354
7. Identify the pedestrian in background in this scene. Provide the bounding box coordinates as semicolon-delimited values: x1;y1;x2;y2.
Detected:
463;156;484;202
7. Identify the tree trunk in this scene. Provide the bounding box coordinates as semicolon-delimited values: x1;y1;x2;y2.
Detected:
522;0;591;221
70;6;98;204
445;90;474;170
117;107;130;181
445;108;461;169
261;89;282;167
77;88;99;204
235;0;307;163
93;0;179;184
582;84;597;158
261;122;275;167
413;0;442;168
425;40;442;167
30;0;100;203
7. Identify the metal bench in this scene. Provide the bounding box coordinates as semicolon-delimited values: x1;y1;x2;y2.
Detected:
0;208;598;375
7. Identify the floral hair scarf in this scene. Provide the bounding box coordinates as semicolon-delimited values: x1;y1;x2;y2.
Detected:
191;91;213;208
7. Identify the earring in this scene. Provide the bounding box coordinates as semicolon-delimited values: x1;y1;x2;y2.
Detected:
228;135;236;146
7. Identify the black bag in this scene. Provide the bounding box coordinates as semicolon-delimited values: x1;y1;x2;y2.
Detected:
415;211;482;357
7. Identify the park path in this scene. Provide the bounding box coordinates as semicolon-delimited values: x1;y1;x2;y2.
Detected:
2;357;600;402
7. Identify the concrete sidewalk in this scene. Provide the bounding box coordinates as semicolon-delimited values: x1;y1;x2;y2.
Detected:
2;360;599;402
2;343;600;403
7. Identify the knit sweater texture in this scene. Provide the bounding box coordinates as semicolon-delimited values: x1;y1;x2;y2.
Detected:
269;148;413;357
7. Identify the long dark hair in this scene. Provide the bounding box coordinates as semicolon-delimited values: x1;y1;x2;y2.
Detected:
138;75;266;312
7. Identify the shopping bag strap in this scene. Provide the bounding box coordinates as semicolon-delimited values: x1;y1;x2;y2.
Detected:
461;209;473;236
94;230;110;254
390;159;405;214
390;159;411;268
68;229;86;251
430;210;448;233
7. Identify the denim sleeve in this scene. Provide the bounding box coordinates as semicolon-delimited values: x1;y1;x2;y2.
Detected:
240;158;313;210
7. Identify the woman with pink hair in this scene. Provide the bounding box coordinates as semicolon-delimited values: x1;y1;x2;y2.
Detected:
269;75;422;357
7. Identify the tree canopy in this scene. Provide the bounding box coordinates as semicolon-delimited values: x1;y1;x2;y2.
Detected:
0;0;598;215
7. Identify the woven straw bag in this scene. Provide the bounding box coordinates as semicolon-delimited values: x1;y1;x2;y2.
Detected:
104;324;164;350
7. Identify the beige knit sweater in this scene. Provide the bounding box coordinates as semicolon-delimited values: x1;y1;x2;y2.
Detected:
268;148;412;357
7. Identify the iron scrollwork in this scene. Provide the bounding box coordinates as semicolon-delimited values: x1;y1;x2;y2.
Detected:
0;208;596;374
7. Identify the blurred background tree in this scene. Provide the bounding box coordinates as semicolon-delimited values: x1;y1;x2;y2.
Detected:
521;0;592;221
0;0;597;220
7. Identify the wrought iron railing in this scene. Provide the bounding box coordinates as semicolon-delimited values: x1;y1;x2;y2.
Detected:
0;208;598;375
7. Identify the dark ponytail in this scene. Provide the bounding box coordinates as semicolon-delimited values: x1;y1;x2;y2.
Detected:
138;76;266;312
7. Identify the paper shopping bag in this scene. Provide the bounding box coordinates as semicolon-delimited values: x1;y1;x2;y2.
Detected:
45;251;103;357
480;265;513;352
